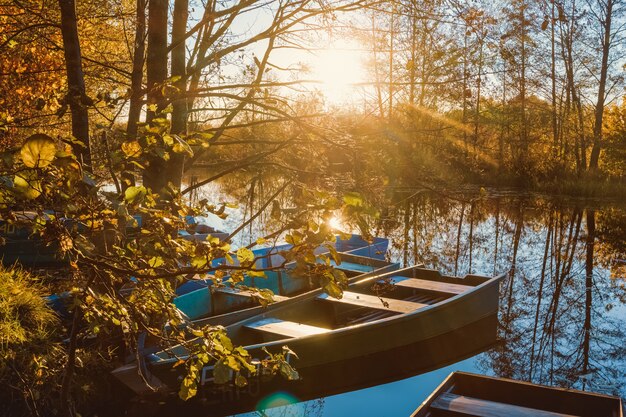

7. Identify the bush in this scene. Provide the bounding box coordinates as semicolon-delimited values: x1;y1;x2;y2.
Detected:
0;266;63;417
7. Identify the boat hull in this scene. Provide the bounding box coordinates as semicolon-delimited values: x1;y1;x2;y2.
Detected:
130;314;498;416
117;267;502;399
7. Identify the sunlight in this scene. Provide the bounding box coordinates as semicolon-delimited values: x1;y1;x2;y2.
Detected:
309;40;366;105
328;215;344;231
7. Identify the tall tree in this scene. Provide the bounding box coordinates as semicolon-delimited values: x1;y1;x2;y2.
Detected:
588;0;619;171
126;0;147;139
143;0;169;194
58;0;92;171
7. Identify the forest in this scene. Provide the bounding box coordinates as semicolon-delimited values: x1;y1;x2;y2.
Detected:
0;0;624;416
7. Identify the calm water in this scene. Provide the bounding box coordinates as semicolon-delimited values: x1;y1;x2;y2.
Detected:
188;182;626;416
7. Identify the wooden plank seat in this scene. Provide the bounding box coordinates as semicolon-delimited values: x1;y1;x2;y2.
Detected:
387;276;473;295
317;291;427;314
329;260;376;273
431;392;577;417
244;317;330;338
214;287;288;302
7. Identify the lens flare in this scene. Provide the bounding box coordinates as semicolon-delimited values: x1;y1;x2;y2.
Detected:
256;391;299;411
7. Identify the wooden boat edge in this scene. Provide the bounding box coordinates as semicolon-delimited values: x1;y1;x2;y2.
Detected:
410;371;625;417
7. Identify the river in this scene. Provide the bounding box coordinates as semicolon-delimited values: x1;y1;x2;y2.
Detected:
185;182;626;416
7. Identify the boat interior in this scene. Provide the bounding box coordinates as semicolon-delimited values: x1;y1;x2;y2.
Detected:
151;267;492;362
414;372;624;417
173;252;398;321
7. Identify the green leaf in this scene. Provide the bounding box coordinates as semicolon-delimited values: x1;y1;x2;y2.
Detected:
279;361;299;380
303;250;317;264
332;268;348;286
21;134;56;168
343;191;363;207
191;256;207;269
148;256;164;268
178;377;197;401
324;280;343;299
13;171;42;199
225;355;240;371
213;360;231;384
247;269;266;278
327;245;340;264
124;186;147;204
235;374;248;387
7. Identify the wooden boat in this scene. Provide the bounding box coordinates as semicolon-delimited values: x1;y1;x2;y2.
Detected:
174;234;390;295
0;212;62;265
127;316;500;416
173;251;399;321
113;266;504;396
0;212;229;266
411;371;624;417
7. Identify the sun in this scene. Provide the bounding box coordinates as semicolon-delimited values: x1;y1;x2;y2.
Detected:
308;40;366;105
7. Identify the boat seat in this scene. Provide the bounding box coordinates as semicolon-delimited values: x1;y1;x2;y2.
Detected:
388;276;473;295
214;287;288;302
431;392;577;417
317;291;427;314
330;260;375;273
244;317;330;338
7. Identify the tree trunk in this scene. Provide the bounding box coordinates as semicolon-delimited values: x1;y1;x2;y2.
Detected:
588;0;613;171
550;0;559;160
519;1;528;169
143;0;169;194
371;13;385;118
126;0;147;139
168;0;189;189
58;0;91;171
581;209;595;383
388;4;394;119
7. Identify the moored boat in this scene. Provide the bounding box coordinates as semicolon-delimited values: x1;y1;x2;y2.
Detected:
174;234;390;295
173;251;399;321
113;265;504;398
0;212;229;266
410;371;624;417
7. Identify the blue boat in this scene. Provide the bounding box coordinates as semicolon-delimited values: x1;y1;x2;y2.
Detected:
0;212;228;266
174;235;390;320
0;212;61;265
175;234;390;296
173;247;397;322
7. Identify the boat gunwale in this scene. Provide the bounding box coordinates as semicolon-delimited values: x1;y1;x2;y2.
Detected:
410;371;624;417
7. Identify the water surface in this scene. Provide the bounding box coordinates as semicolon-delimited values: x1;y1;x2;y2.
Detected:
188;185;626;416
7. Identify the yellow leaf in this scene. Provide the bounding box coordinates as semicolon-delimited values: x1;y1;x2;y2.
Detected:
121;141;142;157
21;134;56;168
236;247;255;264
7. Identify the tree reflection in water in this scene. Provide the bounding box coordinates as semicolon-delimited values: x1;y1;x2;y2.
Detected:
186;171;625;410
251;398;325;417
381;194;626;398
